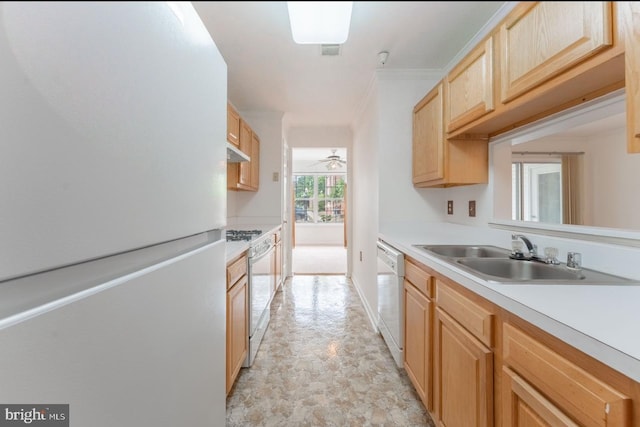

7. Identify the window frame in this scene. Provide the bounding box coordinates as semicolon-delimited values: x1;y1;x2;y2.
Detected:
293;173;346;224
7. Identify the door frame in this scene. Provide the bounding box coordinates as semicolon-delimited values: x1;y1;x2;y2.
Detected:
286;147;351;278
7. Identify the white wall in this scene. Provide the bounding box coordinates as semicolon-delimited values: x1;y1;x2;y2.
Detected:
586;126;640;230
288;127;352;149
351;79;379;327
230;111;284;225
377;71;445;223
443;184;493;226
349;71;447;327
294;223;344;246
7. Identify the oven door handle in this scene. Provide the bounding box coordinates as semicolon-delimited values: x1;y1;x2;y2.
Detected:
251;245;275;263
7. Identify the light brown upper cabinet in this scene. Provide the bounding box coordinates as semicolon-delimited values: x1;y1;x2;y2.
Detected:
228;116;260;192
238;120;252;188
249;132;260;190
413;83;445;184
444;1;624;141
227;103;240;147
500;2;614;104
446;36;495;133
621;2;640;153
413;83;488;188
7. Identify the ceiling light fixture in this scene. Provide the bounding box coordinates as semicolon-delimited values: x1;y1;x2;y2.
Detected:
326;160;340;170
317;149;346;170
287;1;353;44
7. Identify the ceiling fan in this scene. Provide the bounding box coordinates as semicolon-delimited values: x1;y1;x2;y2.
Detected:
317;149;346;170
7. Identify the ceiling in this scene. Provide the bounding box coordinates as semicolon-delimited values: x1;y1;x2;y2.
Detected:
192;1;508;128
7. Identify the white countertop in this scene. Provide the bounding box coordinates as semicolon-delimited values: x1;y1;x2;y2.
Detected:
225;223;281;262
379;221;640;383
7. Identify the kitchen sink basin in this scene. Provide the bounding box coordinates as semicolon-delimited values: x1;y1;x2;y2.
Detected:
414;244;510;259
413;244;639;284
456;258;639;285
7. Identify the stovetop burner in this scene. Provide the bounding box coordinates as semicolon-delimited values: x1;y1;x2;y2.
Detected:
226;229;263;242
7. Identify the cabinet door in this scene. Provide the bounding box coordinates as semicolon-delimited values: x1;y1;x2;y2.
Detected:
503;366;579;427
503;323;631;427
500;2;613;103
413;83;444;184
226;275;248;394
403;279;432;411
227;103;240;146
622;1;640;153
435;308;493;427
238;120;252;187
250;132;260;190
446;36;494;133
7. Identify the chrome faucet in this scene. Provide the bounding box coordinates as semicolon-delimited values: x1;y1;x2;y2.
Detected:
510;234;537;259
567;252;582;270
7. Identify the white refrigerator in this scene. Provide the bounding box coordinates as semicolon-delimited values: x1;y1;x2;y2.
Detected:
0;2;228;426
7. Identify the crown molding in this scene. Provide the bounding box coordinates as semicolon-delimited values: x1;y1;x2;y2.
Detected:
375;68;443;81
444;1;519;74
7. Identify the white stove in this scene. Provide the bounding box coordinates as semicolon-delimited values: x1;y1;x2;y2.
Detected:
226;229;263;242
225;227;274;367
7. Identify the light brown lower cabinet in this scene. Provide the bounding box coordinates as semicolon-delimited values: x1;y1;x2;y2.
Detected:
403;278;432;410
434;307;493;427
226;254;248;395
401;254;640;427
502;366;580;427
502;323;631;427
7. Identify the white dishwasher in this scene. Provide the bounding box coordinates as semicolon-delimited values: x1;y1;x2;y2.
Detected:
377;239;405;368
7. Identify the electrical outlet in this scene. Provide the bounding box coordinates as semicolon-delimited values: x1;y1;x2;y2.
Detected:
469;200;476;217
272;172;279;182
359;251;363;262
447;200;454;215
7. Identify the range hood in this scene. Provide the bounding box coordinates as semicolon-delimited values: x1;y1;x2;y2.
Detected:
227;143;250;163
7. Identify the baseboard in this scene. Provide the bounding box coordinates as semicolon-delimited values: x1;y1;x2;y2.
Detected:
292;273;347;276
350;276;379;333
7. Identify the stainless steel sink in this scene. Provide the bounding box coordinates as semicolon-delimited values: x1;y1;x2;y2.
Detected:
414;244;510;259
412;244;639;285
456;257;639;285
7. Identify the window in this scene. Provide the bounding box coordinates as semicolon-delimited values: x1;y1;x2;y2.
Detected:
294;174;345;223
512;161;562;223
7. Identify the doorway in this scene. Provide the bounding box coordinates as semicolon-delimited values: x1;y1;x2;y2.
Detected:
290;148;348;275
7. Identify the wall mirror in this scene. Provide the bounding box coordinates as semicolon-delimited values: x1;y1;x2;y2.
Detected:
490;90;640;245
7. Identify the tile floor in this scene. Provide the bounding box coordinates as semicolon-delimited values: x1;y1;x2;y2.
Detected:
226;275;435;427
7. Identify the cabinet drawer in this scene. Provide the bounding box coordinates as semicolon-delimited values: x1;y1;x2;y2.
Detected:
226;253;247;289
404;258;433;297
503;323;631;427
436;280;493;347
